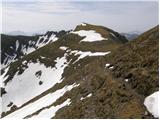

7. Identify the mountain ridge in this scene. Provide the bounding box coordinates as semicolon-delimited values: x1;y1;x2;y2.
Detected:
1;30;69;68
0;24;159;119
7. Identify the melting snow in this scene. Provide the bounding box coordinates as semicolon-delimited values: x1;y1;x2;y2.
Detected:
3;53;17;66
15;40;19;51
22;60;27;65
110;32;116;38
0;66;10;86
2;53;69;112
1;33;59;69
72;30;106;42
36;34;58;48
40;56;46;59
4;83;79;118
59;46;68;51
70;50;111;63
48;34;58;43
10;46;14;49
124;79;129;82
22;45;35;55
22;34;57;55
105;63;114;70
32;99;71;118
105;63;110;67
144;91;159;118
80;93;92;100
109;66;114;69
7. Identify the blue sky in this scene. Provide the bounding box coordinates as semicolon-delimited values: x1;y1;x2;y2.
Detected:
1;0;159;34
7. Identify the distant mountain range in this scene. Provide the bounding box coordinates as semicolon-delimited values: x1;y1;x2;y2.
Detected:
6;31;28;36
6;30;142;40
121;33;139;40
0;23;159;119
6;31;45;36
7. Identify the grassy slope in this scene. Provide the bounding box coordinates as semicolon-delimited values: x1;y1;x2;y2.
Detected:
105;25;159;97
2;24;158;119
22;25;158;119
53;25;159;119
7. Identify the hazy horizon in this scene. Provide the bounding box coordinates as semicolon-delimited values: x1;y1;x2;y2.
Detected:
1;0;159;34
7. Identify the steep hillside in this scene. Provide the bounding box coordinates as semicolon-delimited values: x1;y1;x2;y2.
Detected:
1;30;68;68
53;26;159;119
0;24;158;119
105;26;159;96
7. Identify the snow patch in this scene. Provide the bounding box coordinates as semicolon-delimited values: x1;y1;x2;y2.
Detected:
124;79;129;82
15;40;19;51
144;91;159;118
36;34;58;48
22;60;27;65
70;50;111;63
3;53;17;67
110;32;116;38
22;45;35;55
4;83;79;118
59;46;68;51
0;67;10;87
109;66;114;70
48;34;58;43
72;30;106;42
80;93;92;100
2;53;69;113
10;46;14;49
40;56;46;59
105;63;110;67
32;99;71;118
